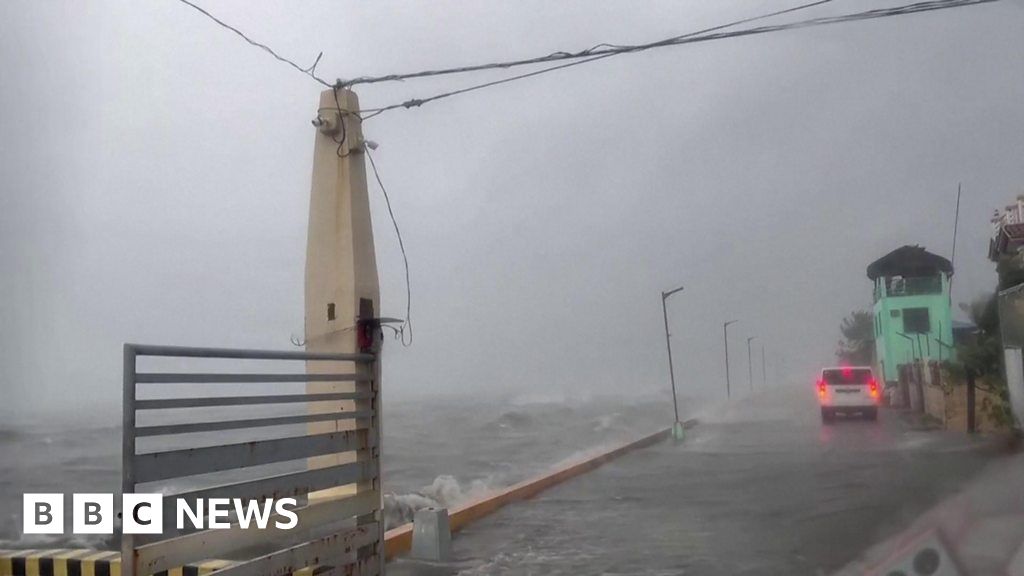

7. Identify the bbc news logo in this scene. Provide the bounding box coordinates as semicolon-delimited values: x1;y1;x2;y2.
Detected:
24;494;299;535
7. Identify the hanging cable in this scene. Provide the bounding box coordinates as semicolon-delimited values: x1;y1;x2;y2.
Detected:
345;0;834;87
365;148;413;347
354;0;836;116
170;0;995;353
356;0;995;117
174;0;331;86
357;53;617;116
330;85;352;157
347;0;993;88
175;0;994;108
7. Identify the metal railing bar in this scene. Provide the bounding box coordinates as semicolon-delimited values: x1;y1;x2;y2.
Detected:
135;491;380;575
134;391;373;410
129;343;374;363
122;345;137;576
206;524;378;576
134;429;372;483
124;342;382;576
135;373;370;384
134;411;374;437
162;460;375;514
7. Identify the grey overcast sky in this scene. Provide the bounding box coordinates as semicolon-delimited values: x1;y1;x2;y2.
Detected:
1;0;1023;420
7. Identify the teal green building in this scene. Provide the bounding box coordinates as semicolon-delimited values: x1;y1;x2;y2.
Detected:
868;246;955;384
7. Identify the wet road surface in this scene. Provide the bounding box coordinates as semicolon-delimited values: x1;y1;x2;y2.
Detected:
390;387;1007;575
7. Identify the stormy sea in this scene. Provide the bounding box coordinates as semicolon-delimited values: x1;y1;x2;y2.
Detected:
0;391;677;550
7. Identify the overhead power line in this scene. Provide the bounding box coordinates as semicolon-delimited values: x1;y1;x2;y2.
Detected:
345;0;834;87
347;0;992;88
175;0;331;87
355;0;835;118
167;0;995;351
358;0;996;116
175;0;995;107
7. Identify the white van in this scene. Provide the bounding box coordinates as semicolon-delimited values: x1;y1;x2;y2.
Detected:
817;366;879;423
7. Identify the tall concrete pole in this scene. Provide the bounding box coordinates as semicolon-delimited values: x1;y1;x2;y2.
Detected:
304;89;380;507
306;88;379;354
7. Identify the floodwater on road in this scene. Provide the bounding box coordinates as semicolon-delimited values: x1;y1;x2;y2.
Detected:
391;386;1009;576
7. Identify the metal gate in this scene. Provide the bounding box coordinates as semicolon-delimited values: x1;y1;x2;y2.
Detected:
121;343;382;576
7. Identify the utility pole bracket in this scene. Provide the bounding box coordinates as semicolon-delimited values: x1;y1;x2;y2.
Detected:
311;109;341;136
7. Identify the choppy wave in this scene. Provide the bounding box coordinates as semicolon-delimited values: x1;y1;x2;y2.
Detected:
0;429;23;447
2;393;682;544
488;410;536;430
384;474;499;530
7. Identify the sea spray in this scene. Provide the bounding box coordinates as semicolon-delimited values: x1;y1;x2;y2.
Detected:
384;474;498;530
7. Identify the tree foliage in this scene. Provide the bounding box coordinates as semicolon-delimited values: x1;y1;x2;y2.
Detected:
955;291;1001;379
945;291;1014;427
836;310;875;365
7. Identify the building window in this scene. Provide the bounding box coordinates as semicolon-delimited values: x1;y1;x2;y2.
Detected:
903;308;930;333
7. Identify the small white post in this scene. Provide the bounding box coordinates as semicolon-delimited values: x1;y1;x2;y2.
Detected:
410;507;452;562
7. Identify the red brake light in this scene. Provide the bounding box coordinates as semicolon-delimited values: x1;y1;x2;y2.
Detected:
817;379;826;396
869;378;879;398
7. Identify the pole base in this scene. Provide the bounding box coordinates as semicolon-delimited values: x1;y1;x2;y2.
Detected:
671;421;686;441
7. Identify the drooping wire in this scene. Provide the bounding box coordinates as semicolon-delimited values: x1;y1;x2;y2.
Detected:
346;0;835;87
318;94;409;343
357;53;616;116
355;0;836;116
174;0;331;87
175;0;994;120
356;0;996;117
365;148;412;347
170;0;995;354
330;84;351;157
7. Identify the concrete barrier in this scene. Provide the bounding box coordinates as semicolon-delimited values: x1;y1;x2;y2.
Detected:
922;380;1008;433
1;422;696;571
0;549;333;576
384;419;697;559
0;549;123;576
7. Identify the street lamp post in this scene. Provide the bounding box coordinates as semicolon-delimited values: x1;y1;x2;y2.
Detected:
723;320;738;398
661;285;686;439
747;336;757;392
761;343;767;388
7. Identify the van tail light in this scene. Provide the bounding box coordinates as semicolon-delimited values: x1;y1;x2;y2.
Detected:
817;380;826;398
869;378;879;399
